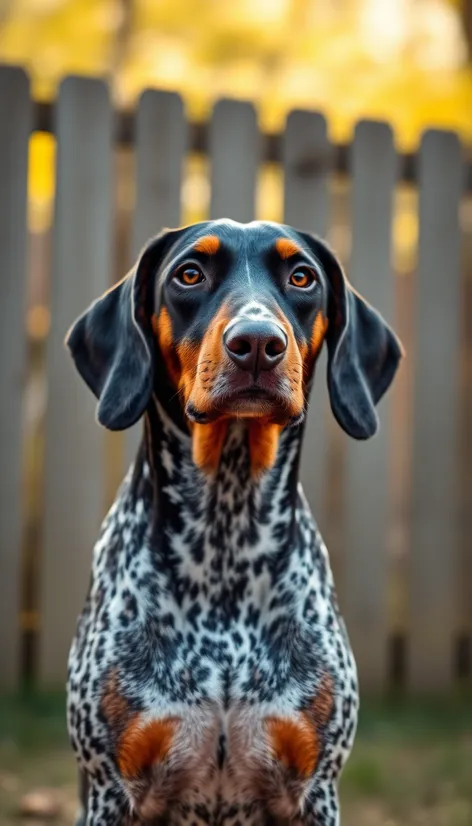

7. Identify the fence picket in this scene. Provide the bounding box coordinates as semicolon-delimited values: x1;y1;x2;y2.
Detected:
409;130;463;691
282;110;332;542
209;99;259;221
0;67;31;687
40;77;113;684
460;216;472;684
125;90;187;469
0;68;469;692
343;121;398;692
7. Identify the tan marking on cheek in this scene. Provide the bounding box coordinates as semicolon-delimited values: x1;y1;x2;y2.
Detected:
275;237;301;260
186;304;231;415
265;716;319;778
249;421;282;477
192;420;229;473
152;308;172;350
301;312;329;381
298;340;308;363
274;309;305;419
194;234;220;255
151;312;160;339
311;312;329;356
153;308;181;387
118;716;180;778
176;339;200;405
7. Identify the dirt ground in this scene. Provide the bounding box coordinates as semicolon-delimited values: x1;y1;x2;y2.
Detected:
1;693;472;826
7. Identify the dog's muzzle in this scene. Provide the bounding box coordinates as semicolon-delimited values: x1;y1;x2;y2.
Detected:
223;320;287;379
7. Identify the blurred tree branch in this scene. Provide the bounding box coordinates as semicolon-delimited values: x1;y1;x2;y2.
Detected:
461;0;472;62
110;0;134;79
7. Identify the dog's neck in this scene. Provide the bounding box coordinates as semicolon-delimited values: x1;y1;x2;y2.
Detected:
130;397;306;599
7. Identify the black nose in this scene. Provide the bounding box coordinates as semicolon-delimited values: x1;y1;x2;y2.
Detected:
224;320;287;374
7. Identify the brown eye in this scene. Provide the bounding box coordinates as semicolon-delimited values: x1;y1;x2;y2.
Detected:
289;268;314;288
176;266;205;286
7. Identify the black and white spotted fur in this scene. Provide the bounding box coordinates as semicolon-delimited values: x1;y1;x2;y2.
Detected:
66;220;402;825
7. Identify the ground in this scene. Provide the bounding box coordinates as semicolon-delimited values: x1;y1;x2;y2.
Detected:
1;693;472;826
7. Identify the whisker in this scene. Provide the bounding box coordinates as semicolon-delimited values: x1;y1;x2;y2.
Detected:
168;385;186;404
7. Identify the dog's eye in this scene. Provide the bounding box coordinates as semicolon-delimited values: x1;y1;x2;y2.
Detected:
175;266;205;286
289;268;315;288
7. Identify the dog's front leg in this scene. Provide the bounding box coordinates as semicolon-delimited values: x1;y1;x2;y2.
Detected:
73;769;88;826
76;768;131;826
295;782;340;826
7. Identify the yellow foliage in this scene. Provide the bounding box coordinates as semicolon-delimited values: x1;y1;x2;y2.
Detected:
0;0;470;211
28;133;56;232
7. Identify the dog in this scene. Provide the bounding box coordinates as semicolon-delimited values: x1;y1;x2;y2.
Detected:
66;220;402;825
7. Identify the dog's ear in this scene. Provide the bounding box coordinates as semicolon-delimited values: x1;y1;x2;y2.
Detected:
66;229;181;430
299;232;403;439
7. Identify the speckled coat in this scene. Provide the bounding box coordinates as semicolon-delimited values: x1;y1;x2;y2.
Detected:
65;221;402;825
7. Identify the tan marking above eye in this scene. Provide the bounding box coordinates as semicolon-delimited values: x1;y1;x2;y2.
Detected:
275;237;301;260
193;234;220;255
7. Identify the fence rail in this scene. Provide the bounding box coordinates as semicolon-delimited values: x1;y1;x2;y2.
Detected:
32;99;472;191
0;64;471;693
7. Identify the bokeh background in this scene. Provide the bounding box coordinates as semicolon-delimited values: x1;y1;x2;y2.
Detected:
6;0;472;233
0;1;472;825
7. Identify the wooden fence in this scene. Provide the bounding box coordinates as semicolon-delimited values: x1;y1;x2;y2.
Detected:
0;65;471;693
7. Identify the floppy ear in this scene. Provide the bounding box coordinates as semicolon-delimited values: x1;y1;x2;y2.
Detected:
299;233;403;440
66;229;181;430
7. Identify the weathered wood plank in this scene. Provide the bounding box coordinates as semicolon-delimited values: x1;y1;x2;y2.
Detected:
209;99;259;221
0;67;31;687
459;211;472;685
125;90;187;469
343;121;398;692
409;130;463;692
40;77;113;684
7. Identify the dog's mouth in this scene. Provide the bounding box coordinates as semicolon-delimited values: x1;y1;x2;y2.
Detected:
231;387;276;401
186;383;290;424
225;386;280;415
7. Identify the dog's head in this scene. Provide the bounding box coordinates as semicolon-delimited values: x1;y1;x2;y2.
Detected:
67;220;402;472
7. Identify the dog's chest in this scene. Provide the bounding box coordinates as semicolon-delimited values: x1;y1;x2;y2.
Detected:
76;466;344;705
67;443;358;821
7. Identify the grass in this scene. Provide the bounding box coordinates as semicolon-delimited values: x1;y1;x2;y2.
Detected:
0;691;75;826
1;692;472;825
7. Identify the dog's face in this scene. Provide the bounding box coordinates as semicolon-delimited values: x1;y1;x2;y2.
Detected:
67;220;402;474
153;221;328;429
